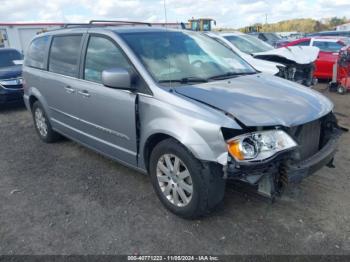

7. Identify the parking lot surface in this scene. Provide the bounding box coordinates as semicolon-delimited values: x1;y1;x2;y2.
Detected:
0;84;349;255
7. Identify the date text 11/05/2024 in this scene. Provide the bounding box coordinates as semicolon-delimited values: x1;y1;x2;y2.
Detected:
127;255;219;261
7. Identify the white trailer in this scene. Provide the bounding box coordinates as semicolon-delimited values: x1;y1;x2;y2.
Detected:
336;23;350;31
0;23;64;53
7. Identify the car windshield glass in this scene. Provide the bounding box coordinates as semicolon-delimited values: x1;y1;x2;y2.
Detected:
224;34;274;54
0;50;23;68
120;31;256;84
264;33;281;41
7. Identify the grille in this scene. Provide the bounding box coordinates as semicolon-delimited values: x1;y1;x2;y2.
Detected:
289;120;321;160
2;84;23;89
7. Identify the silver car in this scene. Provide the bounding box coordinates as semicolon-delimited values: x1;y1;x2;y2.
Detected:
23;23;343;218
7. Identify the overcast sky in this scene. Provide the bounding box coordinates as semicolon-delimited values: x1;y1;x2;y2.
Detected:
0;0;349;28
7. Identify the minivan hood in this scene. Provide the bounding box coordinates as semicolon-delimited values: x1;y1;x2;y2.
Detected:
253;46;320;65
174;74;333;127
0;65;22;79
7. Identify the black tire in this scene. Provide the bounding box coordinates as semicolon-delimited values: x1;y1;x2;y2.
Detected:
32;101;61;143
149;138;226;219
337;85;346;95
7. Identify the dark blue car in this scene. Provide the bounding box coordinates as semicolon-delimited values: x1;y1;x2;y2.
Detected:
0;48;24;105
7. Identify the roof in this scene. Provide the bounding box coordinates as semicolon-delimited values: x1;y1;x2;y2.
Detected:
111;26;178;33
312;36;350;41
31;25;183;39
298;36;348;41
318;30;350;33
0;21;181;28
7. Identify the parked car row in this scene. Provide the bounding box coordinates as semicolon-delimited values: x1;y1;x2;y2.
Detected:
282;36;350;80
2;29;349;108
247;31;350;92
307;30;350;38
16;22;344;218
251;30;350;47
207;31;319;86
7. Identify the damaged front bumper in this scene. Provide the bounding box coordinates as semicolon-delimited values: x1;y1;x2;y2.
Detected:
276;63;316;87
223;123;344;198
284;128;341;183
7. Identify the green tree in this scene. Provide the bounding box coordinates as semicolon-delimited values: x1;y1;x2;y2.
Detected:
329;17;347;28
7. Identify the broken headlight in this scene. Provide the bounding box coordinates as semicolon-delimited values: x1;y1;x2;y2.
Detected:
276;65;286;77
287;66;296;80
227;130;297;162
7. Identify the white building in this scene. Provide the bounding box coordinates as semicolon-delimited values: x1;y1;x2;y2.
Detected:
336;23;350;31
0;23;64;53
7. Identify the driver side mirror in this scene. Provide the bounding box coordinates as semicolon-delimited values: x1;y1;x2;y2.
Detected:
102;68;135;90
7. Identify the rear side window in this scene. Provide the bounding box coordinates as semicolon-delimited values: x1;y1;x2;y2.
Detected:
312;41;343;52
84;36;131;83
26;36;49;69
49;35;82;77
295;40;310;46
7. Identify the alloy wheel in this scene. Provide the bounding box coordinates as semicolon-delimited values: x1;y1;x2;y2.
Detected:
156;154;193;207
35;108;48;137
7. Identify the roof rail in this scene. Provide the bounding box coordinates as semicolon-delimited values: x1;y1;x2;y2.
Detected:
62;23;90;28
89;20;152;27
56;20;153;31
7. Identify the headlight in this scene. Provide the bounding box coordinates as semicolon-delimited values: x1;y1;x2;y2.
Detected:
287;66;296;80
0;77;23;86
227;130;297;162
276;65;286;77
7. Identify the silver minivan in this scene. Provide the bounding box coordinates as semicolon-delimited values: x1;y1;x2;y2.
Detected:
23;22;343;218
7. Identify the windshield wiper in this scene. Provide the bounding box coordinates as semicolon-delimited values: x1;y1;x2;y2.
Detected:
158;77;208;84
208;71;256;80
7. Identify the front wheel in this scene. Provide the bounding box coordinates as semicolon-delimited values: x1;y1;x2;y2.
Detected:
149;138;226;219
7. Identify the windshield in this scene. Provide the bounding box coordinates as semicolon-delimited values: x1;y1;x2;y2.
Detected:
120;31;256;84
0;50;23;68
264;33;281;41
224;34;274;54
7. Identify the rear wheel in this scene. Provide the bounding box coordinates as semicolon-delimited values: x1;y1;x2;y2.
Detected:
32;101;61;143
149;138;226;219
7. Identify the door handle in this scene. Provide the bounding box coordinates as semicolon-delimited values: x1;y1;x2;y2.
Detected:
78;90;91;98
65;86;75;94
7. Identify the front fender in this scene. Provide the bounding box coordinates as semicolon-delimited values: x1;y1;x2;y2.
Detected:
138;94;237;170
142;117;220;160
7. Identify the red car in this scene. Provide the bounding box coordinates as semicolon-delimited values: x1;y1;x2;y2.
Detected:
283;36;350;79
